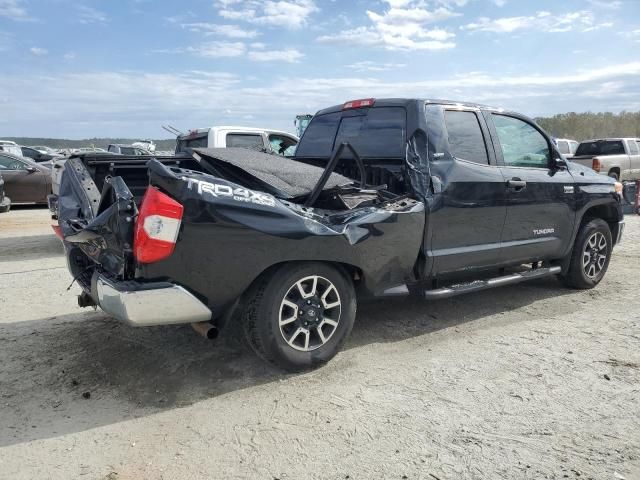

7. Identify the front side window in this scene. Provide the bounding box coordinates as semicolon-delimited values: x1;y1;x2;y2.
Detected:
492;114;550;168
0;155;27;170
120;147;135;155
226;134;264;151
268;134;297;156
627;139;639;155
556;141;570;155
444;110;489;164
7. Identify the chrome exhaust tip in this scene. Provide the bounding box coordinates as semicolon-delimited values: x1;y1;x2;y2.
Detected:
191;321;219;340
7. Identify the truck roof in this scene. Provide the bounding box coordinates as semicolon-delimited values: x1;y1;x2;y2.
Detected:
314;98;508;116
179;126;298;139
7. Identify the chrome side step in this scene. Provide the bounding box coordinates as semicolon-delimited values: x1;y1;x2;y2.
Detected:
423;266;561;300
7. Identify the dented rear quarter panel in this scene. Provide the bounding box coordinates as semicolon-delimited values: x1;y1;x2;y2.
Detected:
137;162;425;316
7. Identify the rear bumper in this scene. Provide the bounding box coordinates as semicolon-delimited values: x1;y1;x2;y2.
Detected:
92;274;212;327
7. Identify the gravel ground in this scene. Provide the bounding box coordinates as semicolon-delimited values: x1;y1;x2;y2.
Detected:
0;207;639;480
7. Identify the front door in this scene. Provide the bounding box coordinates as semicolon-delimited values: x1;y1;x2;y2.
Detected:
485;113;575;263
426;106;507;274
0;155;46;202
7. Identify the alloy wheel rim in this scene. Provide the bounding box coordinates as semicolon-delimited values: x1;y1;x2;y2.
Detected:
582;232;608;279
278;275;342;352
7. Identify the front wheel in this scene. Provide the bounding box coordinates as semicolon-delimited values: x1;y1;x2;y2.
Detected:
560;218;612;289
243;262;356;371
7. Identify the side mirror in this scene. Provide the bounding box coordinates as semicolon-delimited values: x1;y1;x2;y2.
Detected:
26;166;37;173
554;156;567;169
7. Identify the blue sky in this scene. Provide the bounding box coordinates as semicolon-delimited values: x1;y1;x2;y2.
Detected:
0;0;639;138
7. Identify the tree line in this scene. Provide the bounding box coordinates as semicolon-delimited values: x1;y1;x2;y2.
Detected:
5;111;640;149
535;111;640;141
2;137;177;151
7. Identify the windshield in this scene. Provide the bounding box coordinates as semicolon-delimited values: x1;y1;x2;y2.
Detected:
575;140;625;156
296;107;406;159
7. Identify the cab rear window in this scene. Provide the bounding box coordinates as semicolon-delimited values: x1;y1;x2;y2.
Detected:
296;107;406;159
575;140;625;156
176;134;208;154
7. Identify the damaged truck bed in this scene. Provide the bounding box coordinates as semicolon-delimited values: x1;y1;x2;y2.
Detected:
55;98;624;370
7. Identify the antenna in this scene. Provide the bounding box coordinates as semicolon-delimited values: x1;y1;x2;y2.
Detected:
162;125;184;136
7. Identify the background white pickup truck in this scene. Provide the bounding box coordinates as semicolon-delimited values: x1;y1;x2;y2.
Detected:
571;137;640;181
175;126;299;157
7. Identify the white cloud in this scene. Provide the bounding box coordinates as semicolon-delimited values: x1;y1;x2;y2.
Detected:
3;62;639;137
586;0;621;9
216;0;318;30
29;47;48;56
0;0;28;20
187;41;247;58
492;0;507;6
77;5;108;24
64;52;76;60
155;41;301;62
462;10;607;34
181;23;259;39
348;61;407;72
317;0;457;51
247;48;303;63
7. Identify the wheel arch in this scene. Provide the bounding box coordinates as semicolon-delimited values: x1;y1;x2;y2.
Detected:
218;260;364;329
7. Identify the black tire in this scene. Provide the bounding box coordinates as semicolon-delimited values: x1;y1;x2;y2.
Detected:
242;262;356;371
608;171;619;181
560;218;612;289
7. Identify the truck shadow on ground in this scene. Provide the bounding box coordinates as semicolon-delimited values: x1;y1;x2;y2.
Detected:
0;234;62;263
0;279;575;447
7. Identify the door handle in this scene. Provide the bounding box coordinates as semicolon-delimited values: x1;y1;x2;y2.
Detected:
507;178;527;190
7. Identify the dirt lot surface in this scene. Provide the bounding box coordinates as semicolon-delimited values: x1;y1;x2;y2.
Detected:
0;207;638;480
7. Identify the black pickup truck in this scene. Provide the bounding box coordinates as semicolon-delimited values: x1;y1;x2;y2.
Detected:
55;98;624;370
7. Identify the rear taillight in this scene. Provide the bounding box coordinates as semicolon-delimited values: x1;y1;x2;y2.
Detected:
134;187;184;264
342;98;375;110
52;224;63;239
592;157;601;172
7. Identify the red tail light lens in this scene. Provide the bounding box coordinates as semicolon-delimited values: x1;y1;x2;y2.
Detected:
134;187;184;264
592;157;601;172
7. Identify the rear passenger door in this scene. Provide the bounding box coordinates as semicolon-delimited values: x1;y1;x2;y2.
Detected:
427;106;507;274
486;113;575;263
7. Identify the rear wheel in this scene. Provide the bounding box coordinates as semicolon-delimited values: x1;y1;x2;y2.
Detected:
608;171;619;181
243;262;356;371
560;218;612;289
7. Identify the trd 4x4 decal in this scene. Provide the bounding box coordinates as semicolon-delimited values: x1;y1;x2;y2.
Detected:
182;177;276;207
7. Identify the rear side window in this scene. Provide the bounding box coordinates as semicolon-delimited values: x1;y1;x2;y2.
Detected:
575;140;625;156
120;147;135;155
107;145;117;153
556;140;570;155
444;111;489;164
226;134;264;151
296;107;406;159
628;140;639;155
